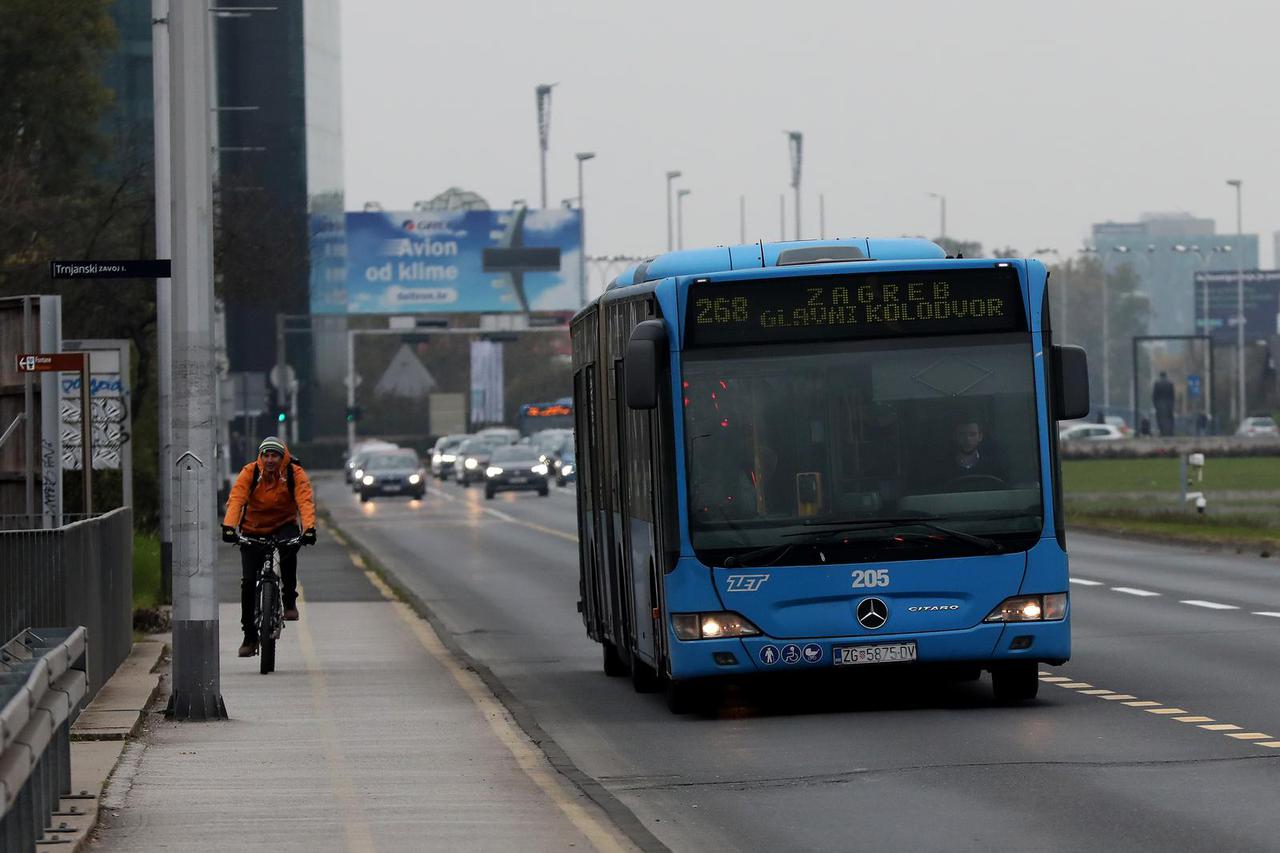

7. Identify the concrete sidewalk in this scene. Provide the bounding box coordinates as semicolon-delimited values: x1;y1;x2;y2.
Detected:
90;525;632;852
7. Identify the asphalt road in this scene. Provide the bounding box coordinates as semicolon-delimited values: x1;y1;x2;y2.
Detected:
318;472;1280;853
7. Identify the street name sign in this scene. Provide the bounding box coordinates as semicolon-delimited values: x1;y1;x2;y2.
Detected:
49;259;172;279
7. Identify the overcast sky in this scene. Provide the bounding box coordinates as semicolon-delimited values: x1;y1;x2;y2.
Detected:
341;0;1280;265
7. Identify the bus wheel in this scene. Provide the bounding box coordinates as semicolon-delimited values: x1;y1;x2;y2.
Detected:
631;657;661;693
602;642;629;677
665;679;705;715
991;662;1039;703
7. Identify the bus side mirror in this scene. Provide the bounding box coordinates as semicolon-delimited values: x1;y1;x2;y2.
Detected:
1053;345;1090;421
625;320;666;410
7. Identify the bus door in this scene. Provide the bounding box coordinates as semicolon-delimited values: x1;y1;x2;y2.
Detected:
611;360;636;659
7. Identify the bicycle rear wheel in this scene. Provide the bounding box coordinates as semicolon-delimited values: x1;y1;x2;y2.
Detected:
259;581;278;675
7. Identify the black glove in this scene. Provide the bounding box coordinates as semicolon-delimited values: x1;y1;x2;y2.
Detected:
221;525;237;544
301;528;317;547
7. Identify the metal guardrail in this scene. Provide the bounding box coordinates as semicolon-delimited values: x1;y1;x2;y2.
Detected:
0;627;89;851
0;508;132;699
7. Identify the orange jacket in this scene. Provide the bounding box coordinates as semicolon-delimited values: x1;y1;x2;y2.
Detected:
222;444;316;534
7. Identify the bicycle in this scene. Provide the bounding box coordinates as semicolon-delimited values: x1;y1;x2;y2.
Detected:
235;533;302;674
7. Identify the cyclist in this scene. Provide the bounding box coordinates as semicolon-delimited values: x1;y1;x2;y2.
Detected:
221;437;317;657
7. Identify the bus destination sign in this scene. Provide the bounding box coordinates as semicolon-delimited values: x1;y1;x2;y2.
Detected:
685;267;1025;347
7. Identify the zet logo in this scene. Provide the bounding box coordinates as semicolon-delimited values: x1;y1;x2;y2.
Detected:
725;573;770;592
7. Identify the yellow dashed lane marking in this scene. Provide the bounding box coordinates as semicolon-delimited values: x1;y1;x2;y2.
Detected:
1043;670;1278;751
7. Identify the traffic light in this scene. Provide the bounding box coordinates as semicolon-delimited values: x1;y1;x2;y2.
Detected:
274;404;288;425
345;405;363;423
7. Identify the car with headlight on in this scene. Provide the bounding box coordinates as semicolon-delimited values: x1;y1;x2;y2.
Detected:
484;445;550;499
430;433;470;480
531;428;574;466
348;443;402;492
358;449;426;502
454;436;508;487
554;449;576;487
476;426;521;445
345;439;398;484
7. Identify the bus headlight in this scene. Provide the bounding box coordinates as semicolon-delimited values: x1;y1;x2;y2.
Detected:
464;458;478;470
362;475;375;486
671;612;761;640
984;593;1067;623
486;466;503;478
532;463;549;475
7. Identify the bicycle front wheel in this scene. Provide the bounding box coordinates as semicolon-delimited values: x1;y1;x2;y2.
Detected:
259;581;278;675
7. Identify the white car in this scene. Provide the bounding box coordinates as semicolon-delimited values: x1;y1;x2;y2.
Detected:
1235;416;1279;437
1059;423;1126;441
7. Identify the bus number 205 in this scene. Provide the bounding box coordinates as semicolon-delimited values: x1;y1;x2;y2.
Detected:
851;569;891;588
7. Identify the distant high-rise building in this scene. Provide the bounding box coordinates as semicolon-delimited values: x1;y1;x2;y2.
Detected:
1090;212;1258;336
215;1;345;435
100;1;154;177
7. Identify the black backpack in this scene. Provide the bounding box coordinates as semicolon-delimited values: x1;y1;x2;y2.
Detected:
248;457;302;498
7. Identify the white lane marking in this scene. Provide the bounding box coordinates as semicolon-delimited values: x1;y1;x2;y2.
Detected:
426;486;457;502
1181;600;1239;610
1252;611;1280;618
1069;578;1103;586
1112;587;1160;597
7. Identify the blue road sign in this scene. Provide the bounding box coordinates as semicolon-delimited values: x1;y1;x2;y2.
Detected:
1187;374;1202;398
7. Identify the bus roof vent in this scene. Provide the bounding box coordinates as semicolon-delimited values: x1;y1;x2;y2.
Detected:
776;245;867;266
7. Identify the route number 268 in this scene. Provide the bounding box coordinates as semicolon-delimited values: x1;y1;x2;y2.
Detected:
851;569;891;588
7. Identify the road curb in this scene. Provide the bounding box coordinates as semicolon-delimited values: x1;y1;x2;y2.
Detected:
1068;520;1280;558
318;509;672;853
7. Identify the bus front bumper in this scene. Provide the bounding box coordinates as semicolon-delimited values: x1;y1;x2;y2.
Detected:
667;619;1068;680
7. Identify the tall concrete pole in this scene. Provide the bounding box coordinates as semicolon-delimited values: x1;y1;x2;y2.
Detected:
739;196;746;244
665;170;681;251
1227;179;1245;422
536;84;554;209
575;152;594;308
346;329;357;455
152;0;173;601
167;0;226;720
676;189;691;250
787;131;802;240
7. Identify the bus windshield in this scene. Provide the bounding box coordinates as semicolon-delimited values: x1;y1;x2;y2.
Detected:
682;332;1043;564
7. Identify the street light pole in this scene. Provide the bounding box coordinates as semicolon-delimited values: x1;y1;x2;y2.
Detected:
676;189;691;250
536;84;555;209
787;131;803;240
167;0;225;720
665;170;681;251
575;152;595;307
1083;244;1132;415
928;193;946;240
1227;179;1245;422
152;0;174;602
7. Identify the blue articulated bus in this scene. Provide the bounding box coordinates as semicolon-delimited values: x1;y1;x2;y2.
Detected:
570;239;1090;712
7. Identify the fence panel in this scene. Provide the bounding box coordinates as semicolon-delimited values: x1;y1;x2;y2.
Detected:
0;509;132;698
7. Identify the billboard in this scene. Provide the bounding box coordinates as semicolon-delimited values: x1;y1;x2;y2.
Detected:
1193;270;1280;345
323;208;582;314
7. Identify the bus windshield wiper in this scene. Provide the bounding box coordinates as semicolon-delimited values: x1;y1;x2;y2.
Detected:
722;542;824;568
782;516;1004;553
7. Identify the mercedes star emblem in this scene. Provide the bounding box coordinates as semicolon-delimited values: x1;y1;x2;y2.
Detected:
857;597;888;630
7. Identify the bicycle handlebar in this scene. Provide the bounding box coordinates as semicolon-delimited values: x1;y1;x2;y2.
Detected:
235;534;303;548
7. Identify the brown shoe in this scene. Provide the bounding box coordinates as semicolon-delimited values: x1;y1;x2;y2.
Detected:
238;637;258;657
283;607;299;621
